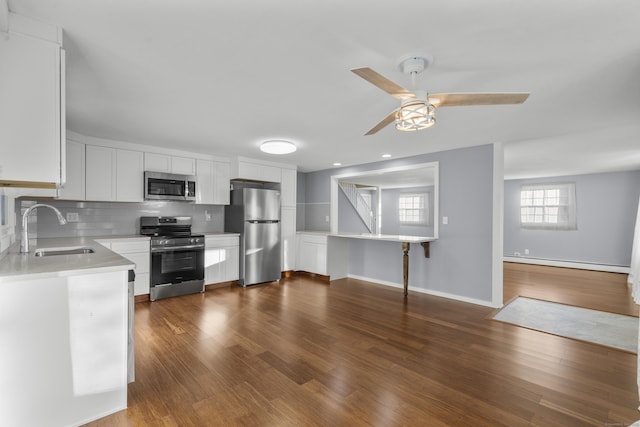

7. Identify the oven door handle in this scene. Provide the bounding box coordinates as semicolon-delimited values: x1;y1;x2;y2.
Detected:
151;244;204;253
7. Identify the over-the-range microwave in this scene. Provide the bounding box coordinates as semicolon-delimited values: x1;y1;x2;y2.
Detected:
144;171;196;202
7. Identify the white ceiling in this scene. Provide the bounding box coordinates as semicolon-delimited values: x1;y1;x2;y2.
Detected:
7;0;640;179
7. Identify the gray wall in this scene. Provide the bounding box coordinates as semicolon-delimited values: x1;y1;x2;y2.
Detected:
301;144;495;303
17;198;225;239
504;170;640;266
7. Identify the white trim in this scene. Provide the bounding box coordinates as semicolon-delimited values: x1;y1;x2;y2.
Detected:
343;274;498;308
503;256;630;274
492;142;504;307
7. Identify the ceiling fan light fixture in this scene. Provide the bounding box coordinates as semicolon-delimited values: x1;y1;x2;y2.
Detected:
395;99;436;132
260;139;297;154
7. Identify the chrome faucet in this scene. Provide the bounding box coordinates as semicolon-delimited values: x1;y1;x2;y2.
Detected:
20;204;67;254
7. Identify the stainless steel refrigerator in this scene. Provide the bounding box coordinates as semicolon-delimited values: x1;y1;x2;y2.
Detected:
225;188;282;286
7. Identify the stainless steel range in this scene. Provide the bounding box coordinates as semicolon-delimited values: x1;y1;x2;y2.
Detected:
141;216;205;301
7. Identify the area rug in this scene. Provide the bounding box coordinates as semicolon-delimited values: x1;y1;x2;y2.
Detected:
491;297;638;353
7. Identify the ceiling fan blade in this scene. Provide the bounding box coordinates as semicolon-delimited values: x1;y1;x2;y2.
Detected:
352;68;414;100
364;110;397;135
429;92;530;107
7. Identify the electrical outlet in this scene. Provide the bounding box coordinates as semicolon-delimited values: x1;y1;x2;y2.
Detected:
66;212;79;223
325;215;329;222
442;216;448;225
524;249;529;255
205;210;211;221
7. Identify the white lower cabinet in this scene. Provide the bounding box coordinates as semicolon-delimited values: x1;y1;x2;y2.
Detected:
205;235;239;285
296;233;348;279
96;238;150;296
296;233;328;276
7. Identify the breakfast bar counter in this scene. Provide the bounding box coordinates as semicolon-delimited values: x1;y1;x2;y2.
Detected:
329;233;436;297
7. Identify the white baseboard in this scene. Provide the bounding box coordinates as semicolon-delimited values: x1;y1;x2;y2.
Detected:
346;274;498;308
503;256;630;274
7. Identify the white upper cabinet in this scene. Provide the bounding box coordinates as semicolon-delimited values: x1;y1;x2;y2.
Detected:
58;140;85;200
85;145;116;201
196;159;214;204
85;146;144;202
280;168;297;207
213;161;230;205
196;159;231;205
171;156;196;175
0;17;64;188
115;149;144;202
231;157;282;183
144;153;196;175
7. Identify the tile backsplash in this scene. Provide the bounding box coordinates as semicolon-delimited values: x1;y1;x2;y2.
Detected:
17;198;224;239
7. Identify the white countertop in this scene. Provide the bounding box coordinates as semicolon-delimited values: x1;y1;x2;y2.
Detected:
0;237;136;283
298;231;436;243
330;233;436;243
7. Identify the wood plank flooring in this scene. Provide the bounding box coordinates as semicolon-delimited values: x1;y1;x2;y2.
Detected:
86;264;639;426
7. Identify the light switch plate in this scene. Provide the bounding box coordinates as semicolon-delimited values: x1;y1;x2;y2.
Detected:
442;216;448;225
66;212;79;223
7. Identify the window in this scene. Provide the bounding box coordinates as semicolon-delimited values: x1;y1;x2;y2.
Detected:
399;193;428;225
520;183;577;229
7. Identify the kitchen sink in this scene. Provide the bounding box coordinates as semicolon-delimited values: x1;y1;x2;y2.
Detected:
34;246;96;257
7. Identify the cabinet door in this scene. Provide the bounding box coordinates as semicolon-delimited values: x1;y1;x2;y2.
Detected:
0;32;62;185
213;161;230;205
281;207;296;271
144;153;171;173
196;159;214;204
236;161;281;183
58;140;85;200
222;245;240;282
115;149;144;202
171;156;196;175
85;145;116;201
280;168;297;207
297;234;327;275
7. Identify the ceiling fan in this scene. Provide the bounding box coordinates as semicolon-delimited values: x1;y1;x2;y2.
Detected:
352;55;530;135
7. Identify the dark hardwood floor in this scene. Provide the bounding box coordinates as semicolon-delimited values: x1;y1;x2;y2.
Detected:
86;263;639;426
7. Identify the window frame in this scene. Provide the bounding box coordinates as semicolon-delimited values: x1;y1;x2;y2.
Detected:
519;182;577;230
398;192;429;226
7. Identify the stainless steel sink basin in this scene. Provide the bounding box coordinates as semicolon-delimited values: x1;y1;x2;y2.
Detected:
34;246;95;257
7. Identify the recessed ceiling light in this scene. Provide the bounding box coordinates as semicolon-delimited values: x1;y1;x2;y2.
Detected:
260;140;296;155
333;162;342;166
382;154;392;158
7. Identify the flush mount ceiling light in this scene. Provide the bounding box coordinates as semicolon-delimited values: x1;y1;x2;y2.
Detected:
260;140;296;155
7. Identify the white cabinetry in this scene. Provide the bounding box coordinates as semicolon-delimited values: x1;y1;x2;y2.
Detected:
196;159;230;205
213;161;231;205
85;146;144;202
145;153;196;175
115;149;144;202
281;207;297;271
85;145;116;201
280;168;297;272
96;238;150;296
205;235;239;285
231;157;281;183
280;168;297;207
1;269;128;426
0;21;64;188
58;140;85;200
296;233;348;279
